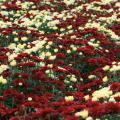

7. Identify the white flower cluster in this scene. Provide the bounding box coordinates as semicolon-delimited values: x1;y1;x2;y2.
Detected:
110;63;120;72
88;75;96;79
65;96;74;101
0;76;7;84
25;40;46;54
85;22;120;40
102;65;110;71
75;109;89;119
63;0;75;6
64;74;77;83
0;65;8;74
92;87;113;101
109;92;120;102
0;20;12;28
88;39;100;48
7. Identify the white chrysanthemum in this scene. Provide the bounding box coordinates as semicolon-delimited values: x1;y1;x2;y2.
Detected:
0;65;8;74
10;60;17;67
102;76;109;82
75;110;88;118
101;0;117;4
0;76;7;84
84;95;90;101
65;96;74;102
21;37;27;41
8;43;16;49
92;87;113;99
49;56;56;60
115;2;120;7
86;116;93;120
28;97;32;101
102;65;110;71
63;0;75;6
88;75;96;79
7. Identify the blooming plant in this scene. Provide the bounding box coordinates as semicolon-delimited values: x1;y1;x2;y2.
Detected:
0;0;120;120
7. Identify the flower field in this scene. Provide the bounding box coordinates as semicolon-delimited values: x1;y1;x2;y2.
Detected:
0;0;120;120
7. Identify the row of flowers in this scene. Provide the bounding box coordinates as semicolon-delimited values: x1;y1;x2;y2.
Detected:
0;0;120;120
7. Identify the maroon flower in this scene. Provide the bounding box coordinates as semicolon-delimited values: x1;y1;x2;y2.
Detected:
110;82;120;92
56;53;66;59
9;117;19;120
13;78;29;88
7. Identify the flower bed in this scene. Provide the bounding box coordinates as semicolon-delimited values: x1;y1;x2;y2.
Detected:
0;0;120;120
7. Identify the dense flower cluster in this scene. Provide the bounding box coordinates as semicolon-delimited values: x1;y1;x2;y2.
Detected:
0;0;120;120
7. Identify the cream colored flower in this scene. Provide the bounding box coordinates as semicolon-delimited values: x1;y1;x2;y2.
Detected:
84;95;90;101
47;64;53;68
92;87;113;99
86;116;93;120
0;65;8;74
70;77;77;82
115;2;120;7
48;41;53;45
14;37;19;41
75;110;88;119
46;45;50;49
102;76;109;82
54;49;58;53
10;60;17;67
8;43;16;49
21;37;27;41
65;96;74;102
0;76;7;84
46;52;51;57
28;97;32;101
63;0;75;6
67;50;71;53
102;65;110;71
19;82;23;86
2;78;7;84
49;56;56;60
88;75;96;79
17;44;25;49
92;97;98;101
